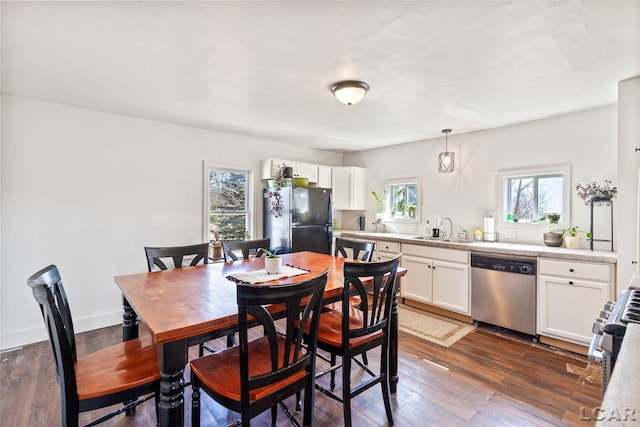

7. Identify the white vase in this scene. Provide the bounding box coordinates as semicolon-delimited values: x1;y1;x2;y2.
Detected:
264;256;282;274
564;236;582;249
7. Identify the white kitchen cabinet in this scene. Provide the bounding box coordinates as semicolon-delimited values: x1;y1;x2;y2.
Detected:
260;158;319;183
537;258;613;345
402;244;470;314
317;165;332;188
332;166;367;210
293;162;318;182
376;240;401;262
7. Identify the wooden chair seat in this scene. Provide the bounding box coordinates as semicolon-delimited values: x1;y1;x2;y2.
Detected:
190;271;328;427
190;335;306;402
76;336;159;403
27;264;161;426
311;308;384;349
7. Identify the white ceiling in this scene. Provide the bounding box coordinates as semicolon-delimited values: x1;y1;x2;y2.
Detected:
2;1;640;153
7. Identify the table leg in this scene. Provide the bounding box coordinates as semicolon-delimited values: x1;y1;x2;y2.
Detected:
389;283;399;393
122;296;139;341
158;340;188;427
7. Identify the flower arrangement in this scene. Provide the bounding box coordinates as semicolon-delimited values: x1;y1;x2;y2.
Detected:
267;165;288;217
575;180;617;202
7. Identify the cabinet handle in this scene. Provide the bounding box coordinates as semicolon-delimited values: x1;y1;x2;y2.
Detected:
432;266;436;270
569;281;574;285
569;268;574;273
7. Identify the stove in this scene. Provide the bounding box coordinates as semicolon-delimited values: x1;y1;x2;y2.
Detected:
589;288;640;395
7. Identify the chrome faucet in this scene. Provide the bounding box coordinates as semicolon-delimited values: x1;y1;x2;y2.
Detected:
441;217;453;240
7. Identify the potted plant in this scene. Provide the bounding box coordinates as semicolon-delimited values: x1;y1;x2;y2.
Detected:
542;213;563;247
371;190;385;222
259;248;282;274
561;226;592;249
575;180;617;203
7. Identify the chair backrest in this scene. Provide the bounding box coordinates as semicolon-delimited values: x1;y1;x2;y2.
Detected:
144;243;210;272
27;265;80;416
221;238;271;262
341;255;401;347
236;269;328;414
334;237;375;262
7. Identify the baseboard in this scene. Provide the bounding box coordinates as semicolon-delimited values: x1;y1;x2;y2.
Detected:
401;299;473;324
1;310;123;352
538;335;589;356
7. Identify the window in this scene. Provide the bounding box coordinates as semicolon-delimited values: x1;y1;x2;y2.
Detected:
384;179;420;222
205;164;252;242
498;165;570;224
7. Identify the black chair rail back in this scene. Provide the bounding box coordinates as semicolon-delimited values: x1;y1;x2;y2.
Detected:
221;238;271;262
144;242;210;272
334;237;375;262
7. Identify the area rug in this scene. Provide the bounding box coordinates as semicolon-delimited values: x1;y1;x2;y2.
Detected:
398;304;477;348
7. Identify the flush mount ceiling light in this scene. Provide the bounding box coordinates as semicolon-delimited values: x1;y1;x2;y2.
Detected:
438;129;455;173
330;80;369;106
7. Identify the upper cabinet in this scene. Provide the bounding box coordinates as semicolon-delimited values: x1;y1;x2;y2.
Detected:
260;158;318;183
317;165;332;188
332;166;367;210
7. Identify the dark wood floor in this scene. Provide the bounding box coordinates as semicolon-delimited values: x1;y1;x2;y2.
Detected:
1;319;602;426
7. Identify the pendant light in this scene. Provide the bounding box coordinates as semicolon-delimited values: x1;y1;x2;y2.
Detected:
438;129;455;173
330;80;369;106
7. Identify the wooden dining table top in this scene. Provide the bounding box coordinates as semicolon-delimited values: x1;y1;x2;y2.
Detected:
114;251;406;345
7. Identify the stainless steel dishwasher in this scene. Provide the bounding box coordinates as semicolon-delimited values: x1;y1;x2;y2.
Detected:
471;253;537;337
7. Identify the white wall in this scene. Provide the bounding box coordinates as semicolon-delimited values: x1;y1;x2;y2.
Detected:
344;105;618;248
0;95;343;350
617;75;640;288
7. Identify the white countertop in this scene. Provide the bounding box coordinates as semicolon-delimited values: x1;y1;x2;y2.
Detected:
338;230;617;263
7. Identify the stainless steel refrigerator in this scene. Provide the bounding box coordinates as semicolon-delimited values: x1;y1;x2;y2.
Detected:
263;186;333;254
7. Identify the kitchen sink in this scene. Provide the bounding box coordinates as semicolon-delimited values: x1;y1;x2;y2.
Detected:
412;236;474;243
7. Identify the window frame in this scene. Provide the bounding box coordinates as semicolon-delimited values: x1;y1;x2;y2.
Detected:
383;178;421;224
203;161;254;243
497;164;571;227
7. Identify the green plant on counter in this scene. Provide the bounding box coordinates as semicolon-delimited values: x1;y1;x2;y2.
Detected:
371;190;385;213
259;248;280;258
561;226;593;239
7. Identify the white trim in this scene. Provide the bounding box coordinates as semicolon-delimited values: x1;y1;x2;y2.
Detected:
497;163;572;228
1;310;122;351
383;177;422;224
203;161;254;242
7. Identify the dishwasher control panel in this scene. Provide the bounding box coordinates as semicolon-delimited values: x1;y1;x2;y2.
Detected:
471;254;536;275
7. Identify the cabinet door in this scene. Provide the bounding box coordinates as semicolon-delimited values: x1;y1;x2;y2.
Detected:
295;162;318;182
261;158;291;180
331;166;367;210
538;275;610;345
317;165;332;188
402;255;433;304
432;260;469;314
332;167;353;210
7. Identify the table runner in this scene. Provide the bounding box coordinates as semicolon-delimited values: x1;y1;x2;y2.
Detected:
226;265;309;284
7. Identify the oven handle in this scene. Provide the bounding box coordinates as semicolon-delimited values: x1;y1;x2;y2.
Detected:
588;333;603;363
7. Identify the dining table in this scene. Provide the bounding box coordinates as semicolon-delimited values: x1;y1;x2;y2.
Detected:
114;251;406;427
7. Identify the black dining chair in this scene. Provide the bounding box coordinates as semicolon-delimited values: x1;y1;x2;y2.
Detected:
190;269;329;427
307;255;401;427
144;242;210;271
221;238;271;262
144;242;218;355
27;265;161;427
334;237;375;262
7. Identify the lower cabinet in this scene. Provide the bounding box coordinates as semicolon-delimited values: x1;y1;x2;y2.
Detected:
537;258;613;345
376;240;401;262
402;244;470;314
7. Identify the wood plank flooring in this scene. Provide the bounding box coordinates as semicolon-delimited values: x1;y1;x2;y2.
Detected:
1;320;602;426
